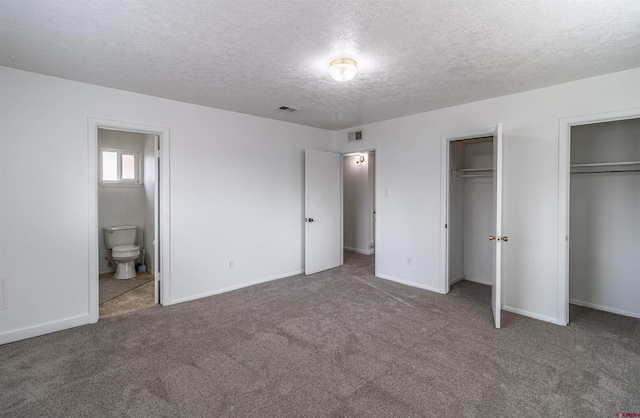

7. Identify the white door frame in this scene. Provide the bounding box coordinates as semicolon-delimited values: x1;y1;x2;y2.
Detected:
440;127;496;295
556;107;640;326
88;118;171;323
341;145;380;277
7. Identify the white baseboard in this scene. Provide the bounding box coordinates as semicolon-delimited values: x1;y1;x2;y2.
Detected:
464;275;492;286
170;270;304;305
449;275;464;285
569;299;640;319
376;273;443;294
0;314;90;345
344;246;375;255
502;305;558;324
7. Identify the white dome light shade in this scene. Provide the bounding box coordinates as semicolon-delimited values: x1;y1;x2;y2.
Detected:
329;58;357;82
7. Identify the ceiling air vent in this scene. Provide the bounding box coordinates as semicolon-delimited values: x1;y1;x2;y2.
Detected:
347;130;363;142
278;105;299;113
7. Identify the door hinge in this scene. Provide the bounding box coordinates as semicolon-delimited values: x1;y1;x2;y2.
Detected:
445;224;448;229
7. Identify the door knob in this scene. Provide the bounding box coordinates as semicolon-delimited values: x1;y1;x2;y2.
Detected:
489;235;495;241
501;236;508;242
305;218;314;223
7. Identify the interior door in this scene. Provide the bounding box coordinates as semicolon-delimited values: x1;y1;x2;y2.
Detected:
154;136;160;304
491;123;504;328
305;149;342;275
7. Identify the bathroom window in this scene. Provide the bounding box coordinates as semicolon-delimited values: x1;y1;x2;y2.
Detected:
100;148;141;186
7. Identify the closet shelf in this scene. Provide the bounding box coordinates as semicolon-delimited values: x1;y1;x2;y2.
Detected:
457;174;493;178
571;161;640;175
571;161;640;168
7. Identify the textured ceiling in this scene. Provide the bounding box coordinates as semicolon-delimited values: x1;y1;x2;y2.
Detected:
1;0;639;130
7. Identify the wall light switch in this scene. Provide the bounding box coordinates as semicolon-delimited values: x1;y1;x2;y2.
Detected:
384;188;389;197
227;260;234;269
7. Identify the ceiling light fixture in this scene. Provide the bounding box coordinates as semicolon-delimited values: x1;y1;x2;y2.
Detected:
329;58;357;82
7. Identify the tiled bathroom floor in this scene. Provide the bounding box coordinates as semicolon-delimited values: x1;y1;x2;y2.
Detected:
99;273;156;318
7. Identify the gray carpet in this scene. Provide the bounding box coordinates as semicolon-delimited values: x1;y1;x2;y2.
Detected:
1;252;639;417
99;273;153;304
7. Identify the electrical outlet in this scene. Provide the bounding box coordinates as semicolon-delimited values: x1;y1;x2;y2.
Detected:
407;257;412;265
227;260;234;269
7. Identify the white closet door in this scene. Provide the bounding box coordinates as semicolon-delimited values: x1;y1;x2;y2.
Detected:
491;123;505;329
305;149;342;275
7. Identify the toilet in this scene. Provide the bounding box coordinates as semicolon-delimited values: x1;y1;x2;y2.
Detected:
104;225;140;279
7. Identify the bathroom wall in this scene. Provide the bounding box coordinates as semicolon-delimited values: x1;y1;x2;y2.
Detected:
143;135;156;272
97;129;148;272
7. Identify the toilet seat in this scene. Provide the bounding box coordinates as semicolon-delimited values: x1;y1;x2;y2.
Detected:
112;244;140;258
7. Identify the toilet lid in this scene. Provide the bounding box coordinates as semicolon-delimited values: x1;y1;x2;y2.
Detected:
113;244;139;252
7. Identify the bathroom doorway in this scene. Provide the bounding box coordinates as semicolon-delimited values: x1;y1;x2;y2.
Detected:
97;129;156;317
88;119;171;323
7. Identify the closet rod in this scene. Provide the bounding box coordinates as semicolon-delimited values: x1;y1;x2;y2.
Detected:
571;169;640;175
456;167;493;172
458;174;493;178
570;161;640;168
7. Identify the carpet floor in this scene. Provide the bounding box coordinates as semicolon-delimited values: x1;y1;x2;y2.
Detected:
1;252;638;417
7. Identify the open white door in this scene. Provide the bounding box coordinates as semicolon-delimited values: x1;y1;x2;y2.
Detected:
154;135;160;304
305;149;342;275
491;123;504;328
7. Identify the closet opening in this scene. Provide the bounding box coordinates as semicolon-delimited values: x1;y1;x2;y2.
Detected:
566;117;640;321
441;123;505;329
446;136;494;290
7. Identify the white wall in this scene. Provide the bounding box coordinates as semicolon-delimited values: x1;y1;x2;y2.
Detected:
569;118;640;318
343;153;374;254
337;68;640;323
1;66;639;343
98;129;150;273
142;134;156;272
462;142;493;285
448;142;465;283
0;67;333;343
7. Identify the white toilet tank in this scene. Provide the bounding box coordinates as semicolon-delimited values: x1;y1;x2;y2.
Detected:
104;225;137;249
